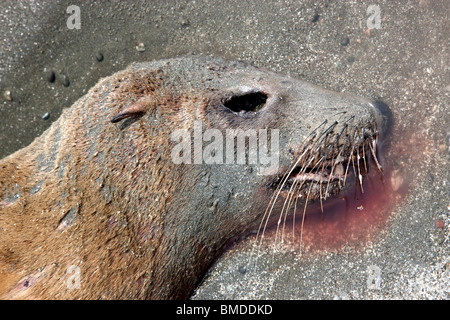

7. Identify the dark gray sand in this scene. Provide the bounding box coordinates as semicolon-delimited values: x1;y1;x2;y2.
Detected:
0;0;448;299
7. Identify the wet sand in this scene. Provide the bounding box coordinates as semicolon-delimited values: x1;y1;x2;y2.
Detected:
0;0;448;299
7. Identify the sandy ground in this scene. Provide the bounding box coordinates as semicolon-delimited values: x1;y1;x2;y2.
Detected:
0;0;448;299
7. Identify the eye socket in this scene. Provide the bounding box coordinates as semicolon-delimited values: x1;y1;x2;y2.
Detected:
223;91;268;113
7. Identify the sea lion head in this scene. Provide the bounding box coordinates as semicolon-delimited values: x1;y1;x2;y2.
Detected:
101;56;391;297
0;55;392;299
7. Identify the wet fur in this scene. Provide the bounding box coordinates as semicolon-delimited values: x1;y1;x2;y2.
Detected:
0;67;199;299
0;56;386;299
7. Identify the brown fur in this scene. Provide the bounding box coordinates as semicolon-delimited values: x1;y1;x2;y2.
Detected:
0;65;204;299
0;56;387;299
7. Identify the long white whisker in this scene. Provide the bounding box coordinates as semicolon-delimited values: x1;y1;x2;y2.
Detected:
299;182;313;256
368;137;383;172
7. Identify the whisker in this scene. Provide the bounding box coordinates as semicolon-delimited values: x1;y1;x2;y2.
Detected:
362;141;368;173
369;137;383;172
346;127;360;187
251;141;315;267
292;190;299;243
350;149;357;181
361;128;368;173
356;145;364;193
299;182;313;255
274;177;298;246
251;120;335;268
319;168;324;212
281;179;303;242
251;112;383;264
323;149;338;200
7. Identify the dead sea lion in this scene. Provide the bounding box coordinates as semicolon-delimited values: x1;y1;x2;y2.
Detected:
0;55;391;299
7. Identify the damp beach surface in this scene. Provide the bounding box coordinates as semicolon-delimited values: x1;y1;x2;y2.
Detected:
0;1;448;299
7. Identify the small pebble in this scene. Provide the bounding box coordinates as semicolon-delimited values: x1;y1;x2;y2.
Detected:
341;37;350;46
136;43;145;52
42;112;50;120
436;219;445;229
3;90;12;101
238;266;247;274
347;56;355;63
180;17;190;27
311;12;320;23
62;76;70;87
95;52;104;62
46;70;56;83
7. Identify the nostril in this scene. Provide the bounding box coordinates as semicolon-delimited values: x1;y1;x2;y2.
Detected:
370;100;393;138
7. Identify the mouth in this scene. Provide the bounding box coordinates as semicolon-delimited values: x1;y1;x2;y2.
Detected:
256;101;394;251
285;160;345;198
269;161;346;201
268;139;380;202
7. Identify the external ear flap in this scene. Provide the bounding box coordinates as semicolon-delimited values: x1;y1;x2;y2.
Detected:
110;109;144;123
110;96;151;123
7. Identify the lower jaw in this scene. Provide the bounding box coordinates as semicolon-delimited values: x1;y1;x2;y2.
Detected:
261;160;408;252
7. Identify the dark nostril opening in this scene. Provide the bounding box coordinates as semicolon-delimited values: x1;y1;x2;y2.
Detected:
371;100;393;137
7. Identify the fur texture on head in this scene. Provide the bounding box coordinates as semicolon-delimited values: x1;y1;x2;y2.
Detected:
0;55;388;299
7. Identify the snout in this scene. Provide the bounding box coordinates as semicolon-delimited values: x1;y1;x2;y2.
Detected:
370;100;393;139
